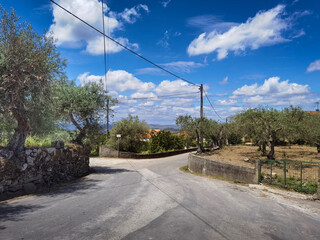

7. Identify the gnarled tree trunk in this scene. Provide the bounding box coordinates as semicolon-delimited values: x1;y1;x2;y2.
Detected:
7;112;30;153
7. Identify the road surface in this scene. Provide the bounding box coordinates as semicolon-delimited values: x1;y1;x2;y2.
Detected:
1;153;320;239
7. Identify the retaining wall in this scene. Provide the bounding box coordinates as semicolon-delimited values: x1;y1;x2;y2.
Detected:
188;153;258;184
100;146;197;159
0;143;90;200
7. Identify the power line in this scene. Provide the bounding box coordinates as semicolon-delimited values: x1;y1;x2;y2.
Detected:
203;89;223;120
131;91;200;100
49;0;199;87
101;0;107;90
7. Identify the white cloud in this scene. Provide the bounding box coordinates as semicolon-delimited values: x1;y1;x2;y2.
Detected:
219;76;229;85
230;107;244;112
162;61;205;73
230;76;319;108
232;76;309;97
188;5;294;59
136;61;205;75
215;99;237;106
78;70;155;92
131;92;157;99
135;67;164;75
307;60;320;72
187;15;238;33
161;0;171;8
157;30;170;48
49;0;147;55
155;80;199;95
113;4;149;24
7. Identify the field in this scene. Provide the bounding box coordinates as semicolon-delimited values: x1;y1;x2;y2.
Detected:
202;145;320;193
202;144;320;167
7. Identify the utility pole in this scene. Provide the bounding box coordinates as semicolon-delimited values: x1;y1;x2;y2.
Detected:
101;0;110;140
199;84;204;152
106;98;110;137
200;84;203;119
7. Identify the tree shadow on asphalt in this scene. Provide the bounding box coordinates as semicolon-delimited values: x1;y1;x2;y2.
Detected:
0;203;44;230
91;166;134;174
0;166;134;228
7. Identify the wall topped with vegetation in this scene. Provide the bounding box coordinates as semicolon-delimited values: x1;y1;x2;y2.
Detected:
0;142;90;200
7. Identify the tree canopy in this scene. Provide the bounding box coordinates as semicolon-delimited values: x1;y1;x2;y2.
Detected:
0;6;65;152
106;115;149;153
176;115;220;152
54;80;117;146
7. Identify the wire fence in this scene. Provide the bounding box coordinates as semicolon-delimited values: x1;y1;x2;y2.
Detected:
258;159;319;193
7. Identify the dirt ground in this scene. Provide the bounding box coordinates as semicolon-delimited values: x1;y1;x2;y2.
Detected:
202;144;320;167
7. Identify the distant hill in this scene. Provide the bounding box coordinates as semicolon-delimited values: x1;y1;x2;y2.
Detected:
148;124;180;133
61;123;180;134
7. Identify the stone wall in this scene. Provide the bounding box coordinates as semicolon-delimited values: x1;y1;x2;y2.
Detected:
0;143;90;199
99;145;197;159
188;153;258;184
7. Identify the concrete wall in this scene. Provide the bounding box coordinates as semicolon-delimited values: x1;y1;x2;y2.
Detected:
314;166;320;200
188;153;258;184
100;146;197;159
0;144;90;199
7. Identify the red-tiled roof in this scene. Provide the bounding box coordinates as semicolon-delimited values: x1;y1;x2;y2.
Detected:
304;111;320;114
145;129;161;139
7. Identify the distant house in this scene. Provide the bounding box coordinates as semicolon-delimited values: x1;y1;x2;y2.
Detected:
143;129;161;141
304;110;320;115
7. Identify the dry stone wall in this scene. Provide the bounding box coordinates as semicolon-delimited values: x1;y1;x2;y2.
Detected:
0;142;90;199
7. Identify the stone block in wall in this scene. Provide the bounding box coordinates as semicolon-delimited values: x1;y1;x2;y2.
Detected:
23;183;36;193
1;144;90;200
51;140;64;149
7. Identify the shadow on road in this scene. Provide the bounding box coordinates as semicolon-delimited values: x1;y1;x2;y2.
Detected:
91;166;134;174
0;203;44;230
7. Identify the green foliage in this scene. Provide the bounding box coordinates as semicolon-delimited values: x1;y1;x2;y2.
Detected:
24;128;73;147
0;6;65;151
106;115;149;153
148;130;185;153
176;115;221;151
227;132;242;145
54;80;117;148
231;106;308;159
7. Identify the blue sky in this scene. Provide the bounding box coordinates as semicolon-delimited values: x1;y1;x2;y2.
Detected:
2;0;320;125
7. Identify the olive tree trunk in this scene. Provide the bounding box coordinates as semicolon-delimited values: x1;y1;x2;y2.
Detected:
7;113;30;153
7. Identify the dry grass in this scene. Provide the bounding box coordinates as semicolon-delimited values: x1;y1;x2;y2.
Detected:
201;145;320;167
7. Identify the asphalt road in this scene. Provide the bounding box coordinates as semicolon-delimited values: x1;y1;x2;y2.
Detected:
1;153;320;240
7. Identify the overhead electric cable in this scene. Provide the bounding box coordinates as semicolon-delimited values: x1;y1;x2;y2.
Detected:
101;0;107;89
130;91;200;100
49;0;199;87
203;89;223;120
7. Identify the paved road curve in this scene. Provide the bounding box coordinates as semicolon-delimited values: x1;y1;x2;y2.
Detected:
1;153;320;240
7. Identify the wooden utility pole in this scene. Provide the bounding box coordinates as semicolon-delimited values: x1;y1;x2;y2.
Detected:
199;84;204;152
200;84;203;119
106;98;110;138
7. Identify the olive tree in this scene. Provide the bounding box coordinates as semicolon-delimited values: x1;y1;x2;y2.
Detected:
54;80;117;146
176;115;220;152
233;108;284;159
0;7;65;152
106;115;149;153
233;106;306;159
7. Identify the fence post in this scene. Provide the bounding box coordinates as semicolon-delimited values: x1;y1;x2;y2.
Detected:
257;159;261;183
300;162;302;191
283;160;287;186
313;164;320;200
270;161;273;184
